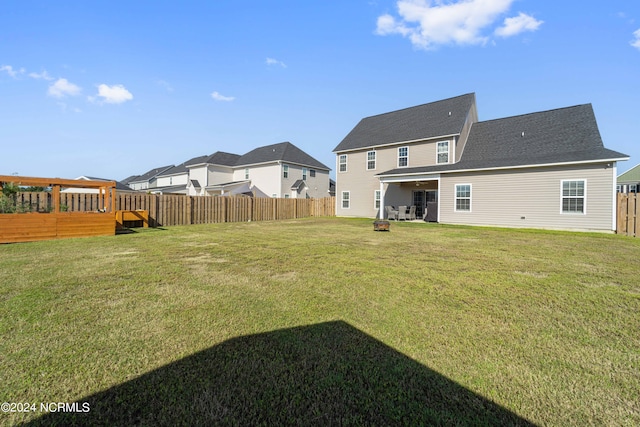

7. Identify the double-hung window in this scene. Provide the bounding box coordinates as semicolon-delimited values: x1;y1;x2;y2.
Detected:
283;164;289;178
339;154;347;172
341;191;350;209
455;184;471;212
374;190;381;209
561;180;586;214
302;168;308;180
437;141;449;164
244;168;250;179
398;147;408;167
366;151;376;170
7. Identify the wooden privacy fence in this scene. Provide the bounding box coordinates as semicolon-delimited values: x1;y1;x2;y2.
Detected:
617;192;639;237
14;192;335;227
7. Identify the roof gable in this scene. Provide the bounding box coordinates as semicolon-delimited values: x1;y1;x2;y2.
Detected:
617;163;640;182
236;141;330;170
333;93;476;152
460;104;627;168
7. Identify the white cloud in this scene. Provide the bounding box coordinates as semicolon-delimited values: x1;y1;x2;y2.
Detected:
157;79;174;92
632;29;640;50
211;91;235;102
48;78;82;98
266;57;287;68
1;65;24;78
94;84;133;104
28;70;54;81
495;12;543;37
376;0;541;49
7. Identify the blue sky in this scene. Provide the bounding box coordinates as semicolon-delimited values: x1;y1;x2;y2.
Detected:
1;0;639;181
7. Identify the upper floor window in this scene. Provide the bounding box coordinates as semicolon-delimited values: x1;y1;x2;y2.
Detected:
245;168;249;179
367;150;376;170
437;141;449;164
310;169;316;178
455;184;471;212
561;180;585;214
302;168;308;180
398;147;408;167
339;154;347;173
283;164;289;178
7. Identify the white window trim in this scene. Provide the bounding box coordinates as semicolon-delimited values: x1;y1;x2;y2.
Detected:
398;146;409;168
560;179;587;215
366;150;376;171
338;154;348;173
283;164;289;179
437;141;450;164
454;183;472;213
302;167;308;180
245;168;250;179
374;190;381;209
341;191;350;209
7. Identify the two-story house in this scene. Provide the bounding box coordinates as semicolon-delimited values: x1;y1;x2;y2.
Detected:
225;141;331;199
333;93;629;231
125;142;331;198
127;165;174;191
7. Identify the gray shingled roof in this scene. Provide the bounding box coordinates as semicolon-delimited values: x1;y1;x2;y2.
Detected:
378;104;628;176
160;152;241;176
129;165;174;183
333;93;476;152
236;141;330;170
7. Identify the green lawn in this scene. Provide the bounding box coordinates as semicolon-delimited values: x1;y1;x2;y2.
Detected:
1;218;639;426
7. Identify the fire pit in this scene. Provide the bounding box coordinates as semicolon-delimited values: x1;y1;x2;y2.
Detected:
373;220;390;231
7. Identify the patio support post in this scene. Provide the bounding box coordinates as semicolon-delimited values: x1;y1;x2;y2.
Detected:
379;181;385;220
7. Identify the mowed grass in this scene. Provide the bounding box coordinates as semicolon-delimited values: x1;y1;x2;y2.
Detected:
1;217;639;426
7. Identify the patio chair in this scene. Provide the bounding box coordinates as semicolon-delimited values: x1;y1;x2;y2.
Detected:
397;205;407;221
385;206;398;220
407;205;416;220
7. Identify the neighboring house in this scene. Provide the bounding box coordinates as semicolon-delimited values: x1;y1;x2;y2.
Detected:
617;163;640;193
126;165;174;191
187;151;242;196
61;176;135;193
123;142;331;198
333;93;629;232
227;141;331;198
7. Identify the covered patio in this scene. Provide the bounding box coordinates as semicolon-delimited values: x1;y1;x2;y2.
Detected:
378;172;440;222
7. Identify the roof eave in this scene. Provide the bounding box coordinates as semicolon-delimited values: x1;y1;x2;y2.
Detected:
377;157;630;179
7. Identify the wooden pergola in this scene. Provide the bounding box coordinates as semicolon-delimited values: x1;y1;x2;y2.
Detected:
0;175;117;243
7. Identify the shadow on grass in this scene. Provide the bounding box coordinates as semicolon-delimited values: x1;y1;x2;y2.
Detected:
29;321;535;426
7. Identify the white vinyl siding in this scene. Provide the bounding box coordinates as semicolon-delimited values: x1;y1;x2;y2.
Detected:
561;180;586;214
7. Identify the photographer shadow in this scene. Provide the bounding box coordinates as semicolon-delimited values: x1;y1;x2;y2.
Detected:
29;320;535;426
